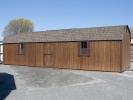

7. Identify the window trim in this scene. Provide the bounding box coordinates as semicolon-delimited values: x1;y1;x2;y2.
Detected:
18;43;25;55
79;41;90;57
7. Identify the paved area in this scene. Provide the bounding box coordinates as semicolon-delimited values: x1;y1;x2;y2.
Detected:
11;66;95;88
0;63;133;100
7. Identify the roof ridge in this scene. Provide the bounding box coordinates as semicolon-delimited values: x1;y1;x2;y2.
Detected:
18;25;128;34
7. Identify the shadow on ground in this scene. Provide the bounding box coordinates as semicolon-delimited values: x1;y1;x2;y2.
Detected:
0;73;16;100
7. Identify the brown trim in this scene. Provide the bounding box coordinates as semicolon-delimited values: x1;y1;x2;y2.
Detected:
88;42;90;56
78;42;80;57
3;44;5;64
126;25;131;40
120;42;122;72
4;40;122;44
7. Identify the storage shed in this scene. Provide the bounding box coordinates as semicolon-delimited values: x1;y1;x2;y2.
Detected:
3;25;131;72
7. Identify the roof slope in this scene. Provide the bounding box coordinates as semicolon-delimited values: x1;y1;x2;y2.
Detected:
4;25;130;43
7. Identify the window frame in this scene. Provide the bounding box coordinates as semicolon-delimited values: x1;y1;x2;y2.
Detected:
79;41;90;57
18;43;25;55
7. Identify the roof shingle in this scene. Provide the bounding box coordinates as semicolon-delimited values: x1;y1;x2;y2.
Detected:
4;25;129;43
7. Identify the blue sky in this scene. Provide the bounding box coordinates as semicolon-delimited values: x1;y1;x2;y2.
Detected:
0;0;133;40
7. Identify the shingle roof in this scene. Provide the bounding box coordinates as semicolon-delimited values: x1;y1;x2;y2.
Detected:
4;25;130;43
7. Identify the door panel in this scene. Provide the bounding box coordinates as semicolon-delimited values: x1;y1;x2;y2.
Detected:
44;55;53;66
28;43;36;66
44;43;54;54
44;43;54;67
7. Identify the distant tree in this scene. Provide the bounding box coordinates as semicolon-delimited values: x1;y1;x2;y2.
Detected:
3;18;34;37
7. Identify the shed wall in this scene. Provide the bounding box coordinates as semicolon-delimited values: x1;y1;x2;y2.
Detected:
121;29;131;71
3;41;121;72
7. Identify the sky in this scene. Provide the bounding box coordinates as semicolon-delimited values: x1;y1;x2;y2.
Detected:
0;0;133;40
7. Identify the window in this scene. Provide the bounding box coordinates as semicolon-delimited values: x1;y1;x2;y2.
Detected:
18;43;25;55
80;41;89;56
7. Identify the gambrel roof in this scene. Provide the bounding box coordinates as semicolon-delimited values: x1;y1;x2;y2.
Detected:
4;25;130;43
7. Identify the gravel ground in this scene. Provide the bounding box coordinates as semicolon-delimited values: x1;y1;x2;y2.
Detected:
0;63;133;100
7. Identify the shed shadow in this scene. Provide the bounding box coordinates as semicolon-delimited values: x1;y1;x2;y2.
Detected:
0;73;16;100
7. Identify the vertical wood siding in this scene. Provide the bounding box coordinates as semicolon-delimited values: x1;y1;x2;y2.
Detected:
44;43;54;67
3;41;122;72
121;29;131;71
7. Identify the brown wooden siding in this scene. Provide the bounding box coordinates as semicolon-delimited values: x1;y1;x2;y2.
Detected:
130;44;133;61
121;29;131;71
3;41;122;72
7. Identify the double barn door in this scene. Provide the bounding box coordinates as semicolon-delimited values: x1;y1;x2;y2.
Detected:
44;43;54;67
